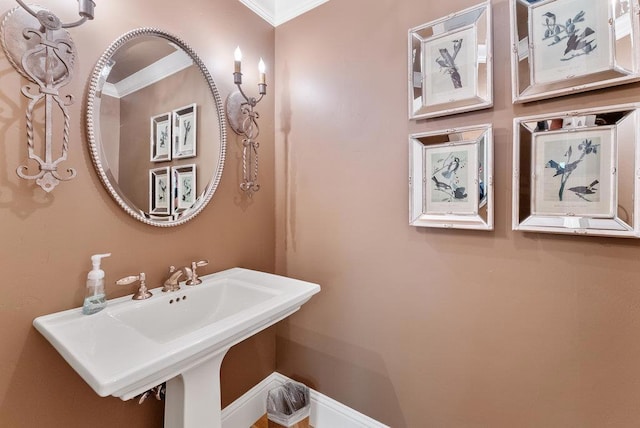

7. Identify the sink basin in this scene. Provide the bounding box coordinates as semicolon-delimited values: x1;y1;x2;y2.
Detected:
33;268;320;428
112;278;279;344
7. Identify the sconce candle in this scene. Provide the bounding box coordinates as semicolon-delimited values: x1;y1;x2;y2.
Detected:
258;58;266;85
234;46;242;74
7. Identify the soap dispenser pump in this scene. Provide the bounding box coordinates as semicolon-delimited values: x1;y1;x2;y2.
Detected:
82;253;111;315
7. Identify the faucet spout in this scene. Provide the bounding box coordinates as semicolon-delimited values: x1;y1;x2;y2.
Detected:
162;266;192;292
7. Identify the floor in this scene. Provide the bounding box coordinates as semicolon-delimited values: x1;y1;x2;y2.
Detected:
251;414;311;428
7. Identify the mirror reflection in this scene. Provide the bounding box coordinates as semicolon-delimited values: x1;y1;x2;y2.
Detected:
87;28;226;227
513;105;639;237
409;125;493;230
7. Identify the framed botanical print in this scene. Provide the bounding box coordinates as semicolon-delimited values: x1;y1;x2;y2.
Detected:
408;1;492;119
510;0;640;102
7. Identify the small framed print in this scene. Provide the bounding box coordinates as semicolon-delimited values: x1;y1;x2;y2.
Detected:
173;103;197;159
513;103;640;237
149;167;170;215
531;127;615;218
150;112;171;162
409;124;493;230
425;143;479;215
510;0;640;102
409;1;492;119
423;26;478;108
172;164;196;214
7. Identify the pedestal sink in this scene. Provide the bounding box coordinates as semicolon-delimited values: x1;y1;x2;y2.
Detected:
33;268;320;428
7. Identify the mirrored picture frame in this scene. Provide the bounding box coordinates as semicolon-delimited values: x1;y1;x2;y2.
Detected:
150;112;172;162
409;124;493;230
510;0;640;103
513;104;640;237
173;103;197;159
149;166;171;215
172;164;196;214
408;1;492;120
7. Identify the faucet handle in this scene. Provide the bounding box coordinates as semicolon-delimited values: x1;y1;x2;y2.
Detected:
186;260;208;286
116;272;153;300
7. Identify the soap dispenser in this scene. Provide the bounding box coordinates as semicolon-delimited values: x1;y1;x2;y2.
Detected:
82;253;111;315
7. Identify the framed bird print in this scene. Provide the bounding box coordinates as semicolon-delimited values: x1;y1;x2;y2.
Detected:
408;1;492;119
149;167;171;215
173;103;197;160
425;142;479;215
531;127;615;217
150;112;172;162
172;164;197;214
409;124;493;230
510;0;640;103
513;103;640;238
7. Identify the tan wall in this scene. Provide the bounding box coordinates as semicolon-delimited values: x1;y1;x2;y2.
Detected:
274;0;640;427
0;0;275;426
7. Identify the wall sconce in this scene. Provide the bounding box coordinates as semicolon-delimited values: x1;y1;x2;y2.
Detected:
225;47;266;198
0;0;95;192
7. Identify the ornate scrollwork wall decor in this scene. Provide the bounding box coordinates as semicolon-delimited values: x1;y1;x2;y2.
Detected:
1;1;95;192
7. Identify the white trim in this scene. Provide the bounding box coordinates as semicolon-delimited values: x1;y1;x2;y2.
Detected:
237;0;330;27
221;372;389;428
108;50;193;99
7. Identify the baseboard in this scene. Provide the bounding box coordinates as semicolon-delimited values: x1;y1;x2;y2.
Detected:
222;372;389;428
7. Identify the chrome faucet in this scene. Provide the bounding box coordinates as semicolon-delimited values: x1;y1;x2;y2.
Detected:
116;272;153;300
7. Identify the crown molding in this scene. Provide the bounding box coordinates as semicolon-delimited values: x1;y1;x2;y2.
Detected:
103;50;193;99
238;0;329;26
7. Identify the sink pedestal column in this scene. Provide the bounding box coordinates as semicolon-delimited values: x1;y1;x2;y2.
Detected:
164;348;229;428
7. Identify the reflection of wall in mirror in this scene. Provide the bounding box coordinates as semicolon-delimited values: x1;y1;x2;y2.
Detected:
118;65;217;213
100;95;121;179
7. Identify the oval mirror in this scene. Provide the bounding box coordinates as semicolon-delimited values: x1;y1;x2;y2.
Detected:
86;28;226;227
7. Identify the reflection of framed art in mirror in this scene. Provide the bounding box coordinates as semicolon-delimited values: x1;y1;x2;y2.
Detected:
409;124;493;230
149;167;170;215
172;164;196;214
513;104;640;237
173;103;197;159
150;112;171;162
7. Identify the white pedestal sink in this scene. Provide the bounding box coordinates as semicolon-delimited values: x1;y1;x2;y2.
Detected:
33;268;320;428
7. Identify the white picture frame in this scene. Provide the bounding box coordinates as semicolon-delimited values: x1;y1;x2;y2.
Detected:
513;104;640;237
172;164;196;214
149;166;170;215
408;1;492;119
173;103;197;159
410;124;493;230
510;0;640;103
150;112;171;162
